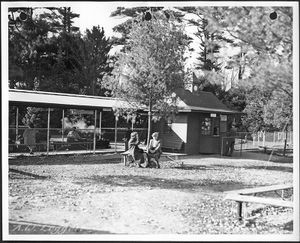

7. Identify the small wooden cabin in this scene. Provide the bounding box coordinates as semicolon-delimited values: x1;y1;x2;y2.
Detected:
154;88;241;155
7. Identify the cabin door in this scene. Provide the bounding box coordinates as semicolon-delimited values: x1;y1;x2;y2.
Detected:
199;116;221;154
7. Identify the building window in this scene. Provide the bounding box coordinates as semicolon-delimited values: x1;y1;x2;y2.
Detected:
201;118;211;135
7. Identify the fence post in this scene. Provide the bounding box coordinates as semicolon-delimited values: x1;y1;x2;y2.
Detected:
237;201;243;221
15;107;19;142
99;111;102;139
93;110;97;154
114;115;118;153
262;131;265;147
62;109;64;144
46;108;51;155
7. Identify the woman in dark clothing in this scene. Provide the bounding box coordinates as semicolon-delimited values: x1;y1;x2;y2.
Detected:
128;132;147;167
124;127;132;151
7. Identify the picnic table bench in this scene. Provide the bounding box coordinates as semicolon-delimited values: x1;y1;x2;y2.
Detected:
121;150;185;167
50;136;69;150
224;183;293;220
50;135;93;151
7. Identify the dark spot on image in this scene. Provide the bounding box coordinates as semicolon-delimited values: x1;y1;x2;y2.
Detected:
269;11;277;20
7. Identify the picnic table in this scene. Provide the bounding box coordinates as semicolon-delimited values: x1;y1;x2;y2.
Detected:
121;150;185;168
224;183;293;220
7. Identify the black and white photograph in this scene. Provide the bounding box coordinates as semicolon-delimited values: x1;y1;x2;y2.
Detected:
1;1;299;241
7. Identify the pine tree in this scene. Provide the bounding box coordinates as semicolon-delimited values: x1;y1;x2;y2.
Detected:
75;26;113;95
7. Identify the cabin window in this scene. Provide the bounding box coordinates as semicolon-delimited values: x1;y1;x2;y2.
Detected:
201;118;211;135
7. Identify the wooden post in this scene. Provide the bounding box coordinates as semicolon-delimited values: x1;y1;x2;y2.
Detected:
221;137;224;156
262;131;265;147
283;130;288;157
99;111;102;139
16;107;19;142
146;100;152;148
93;110;97;154
237;201;243;221
46;108;51;155
114;115;118;153
240;137;242;157
62;109;65;143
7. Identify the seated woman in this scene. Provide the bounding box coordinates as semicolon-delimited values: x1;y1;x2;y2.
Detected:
127;132;147;167
147;132;162;168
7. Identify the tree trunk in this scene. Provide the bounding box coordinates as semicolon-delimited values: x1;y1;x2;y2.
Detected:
146;100;152;150
283;127;288;157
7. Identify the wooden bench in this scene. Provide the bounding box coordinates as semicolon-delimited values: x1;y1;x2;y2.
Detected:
121;151;185;167
50;136;69;150
225;184;293;195
50;136;93;151
224;184;293;220
121;150;152;167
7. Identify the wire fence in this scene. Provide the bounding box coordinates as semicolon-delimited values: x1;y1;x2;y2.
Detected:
8;127;148;155
9;126;293;157
228;131;293;156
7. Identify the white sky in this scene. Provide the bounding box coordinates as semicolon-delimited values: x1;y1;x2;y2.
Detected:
71;2;137;37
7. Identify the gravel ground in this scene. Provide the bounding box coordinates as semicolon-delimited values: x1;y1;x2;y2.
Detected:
8;151;294;235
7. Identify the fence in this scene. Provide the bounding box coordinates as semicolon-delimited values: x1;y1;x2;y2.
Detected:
8;127;148;155
227;131;293;156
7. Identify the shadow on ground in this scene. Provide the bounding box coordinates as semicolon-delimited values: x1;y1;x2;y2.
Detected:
76;174;248;193
224;151;293;164
9;155;121;166
9;168;50;179
8;151;292;167
176;164;293;173
9;220;113;234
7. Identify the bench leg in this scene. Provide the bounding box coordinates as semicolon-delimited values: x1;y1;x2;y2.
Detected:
123;155;128;166
237;201;243;221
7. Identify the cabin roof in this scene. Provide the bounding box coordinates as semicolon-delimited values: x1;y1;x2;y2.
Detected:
175;88;240;114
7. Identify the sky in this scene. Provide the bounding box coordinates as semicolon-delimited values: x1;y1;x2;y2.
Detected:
71;2;135;37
